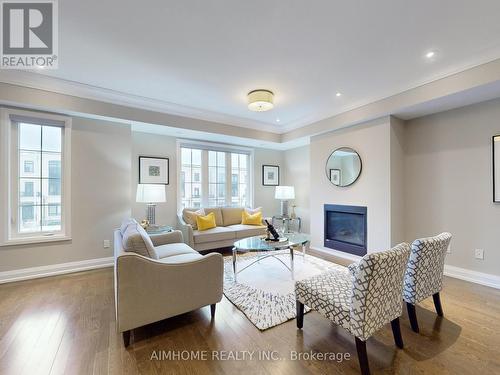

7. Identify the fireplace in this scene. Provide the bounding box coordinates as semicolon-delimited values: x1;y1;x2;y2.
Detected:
324;204;367;256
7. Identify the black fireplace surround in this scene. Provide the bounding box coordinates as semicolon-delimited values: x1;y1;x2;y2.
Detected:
324;204;367;256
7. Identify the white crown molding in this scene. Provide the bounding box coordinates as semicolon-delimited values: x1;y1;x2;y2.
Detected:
444;265;500;290
0;71;283;134
0;257;113;284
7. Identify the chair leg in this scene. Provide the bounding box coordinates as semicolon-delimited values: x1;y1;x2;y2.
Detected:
355;337;371;375
433;292;444;317
406;302;419;333
210;304;216;318
296;301;304;329
390;318;404;349
123;330;131;347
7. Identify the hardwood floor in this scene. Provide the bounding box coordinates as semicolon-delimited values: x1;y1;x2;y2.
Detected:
1;267;499;375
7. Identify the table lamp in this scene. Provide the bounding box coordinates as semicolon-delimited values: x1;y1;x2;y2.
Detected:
275;186;295;217
136;184;166;225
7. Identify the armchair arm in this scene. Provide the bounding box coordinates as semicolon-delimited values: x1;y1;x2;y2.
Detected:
116;252;223;332
149;230;183;246
177;214;194;247
347;262;358;279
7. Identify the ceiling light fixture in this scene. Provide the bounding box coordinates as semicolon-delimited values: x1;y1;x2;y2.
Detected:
425;51;435;59
247;89;274;112
276;118;280;123
336;92;342;97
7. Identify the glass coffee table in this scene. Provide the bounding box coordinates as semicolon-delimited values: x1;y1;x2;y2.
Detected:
232;233;310;281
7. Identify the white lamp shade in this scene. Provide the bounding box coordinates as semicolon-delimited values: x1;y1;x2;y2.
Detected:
275;186;295;200
136;184;166;203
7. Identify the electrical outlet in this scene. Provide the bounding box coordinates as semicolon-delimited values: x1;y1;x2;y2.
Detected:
446;243;451;254
474;249;484;260
103;240;110;249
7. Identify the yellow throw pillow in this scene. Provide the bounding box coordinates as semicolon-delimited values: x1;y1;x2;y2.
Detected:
242;210;263;226
196;212;217;231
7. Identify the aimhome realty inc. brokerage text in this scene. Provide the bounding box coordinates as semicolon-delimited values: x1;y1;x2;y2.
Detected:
150;350;351;362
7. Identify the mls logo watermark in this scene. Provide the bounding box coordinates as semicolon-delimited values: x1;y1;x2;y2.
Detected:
1;0;58;69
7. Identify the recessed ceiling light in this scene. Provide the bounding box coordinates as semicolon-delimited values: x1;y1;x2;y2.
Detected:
425;51;435;59
336;92;342;97
276;118;280;123
247;90;274;112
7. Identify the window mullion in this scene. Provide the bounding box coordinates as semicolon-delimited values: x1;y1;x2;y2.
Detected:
225;152;231;206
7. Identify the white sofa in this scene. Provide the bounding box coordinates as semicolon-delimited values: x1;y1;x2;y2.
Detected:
177;207;267;251
114;219;223;347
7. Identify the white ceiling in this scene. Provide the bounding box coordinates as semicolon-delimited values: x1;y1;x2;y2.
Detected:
6;0;500;133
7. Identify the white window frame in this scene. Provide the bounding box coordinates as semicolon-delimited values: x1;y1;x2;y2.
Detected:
176;139;254;212
0;108;72;246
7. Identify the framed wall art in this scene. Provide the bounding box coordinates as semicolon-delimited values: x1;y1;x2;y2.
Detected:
139;156;169;185
262;165;279;186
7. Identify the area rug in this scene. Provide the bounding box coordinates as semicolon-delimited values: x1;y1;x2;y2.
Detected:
223;250;346;330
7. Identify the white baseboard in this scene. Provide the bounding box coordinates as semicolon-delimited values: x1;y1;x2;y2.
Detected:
0;257;113;284
309;246;362;263
311;246;500;290
444;265;500;290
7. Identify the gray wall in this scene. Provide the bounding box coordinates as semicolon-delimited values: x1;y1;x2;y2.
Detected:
283;145;310;233
0;117;131;272
404;98;500;276
253;148;284;217
131;132;178;227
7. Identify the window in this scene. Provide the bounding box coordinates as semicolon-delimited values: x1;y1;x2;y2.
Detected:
0;108;71;245
208;151;226;207
179;142;252;209
180;148;202;208
231;153;248;207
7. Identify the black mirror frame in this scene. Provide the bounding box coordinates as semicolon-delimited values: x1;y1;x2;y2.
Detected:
325;147;363;187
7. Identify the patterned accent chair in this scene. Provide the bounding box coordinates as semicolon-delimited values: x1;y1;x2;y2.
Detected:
403;232;452;333
295;243;411;375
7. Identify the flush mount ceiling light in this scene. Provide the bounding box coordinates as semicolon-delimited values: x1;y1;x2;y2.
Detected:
425;50;436;59
247;89;274;112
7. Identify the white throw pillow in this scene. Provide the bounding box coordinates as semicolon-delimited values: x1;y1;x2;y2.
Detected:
245;207;262;215
120;218;137;235
183;208;206;229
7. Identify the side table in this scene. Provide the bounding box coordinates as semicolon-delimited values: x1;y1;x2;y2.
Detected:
271;216;302;234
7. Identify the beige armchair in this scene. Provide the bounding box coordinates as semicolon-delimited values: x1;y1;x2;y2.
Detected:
114;226;223;347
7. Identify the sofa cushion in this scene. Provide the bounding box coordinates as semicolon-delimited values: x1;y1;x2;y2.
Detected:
183;208;205;230
196;212;217;231
155;242;198;259
160;253;203;264
193;226;236;244
221;207;243;226
204;207;224;226
122;224;158;259
227;224;266;239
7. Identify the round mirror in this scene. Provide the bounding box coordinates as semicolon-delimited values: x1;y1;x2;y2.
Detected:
325;147;362;187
